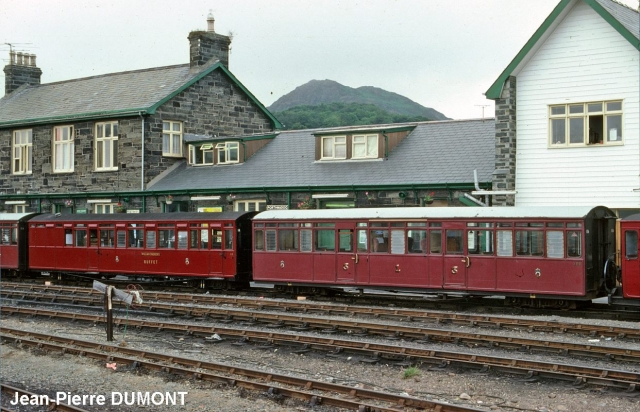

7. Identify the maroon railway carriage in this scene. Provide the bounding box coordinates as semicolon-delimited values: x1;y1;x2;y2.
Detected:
252;206;617;304
27;212;255;283
0;213;39;275
619;215;640;299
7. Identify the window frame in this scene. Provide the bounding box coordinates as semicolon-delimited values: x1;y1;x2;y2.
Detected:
12;129;32;175
549;100;623;147
162;120;183;157
188;143;215;166
321;136;347;160
53;125;74;173
352;134;378;159
95;121;119;171
234;200;267;212
215;141;240;164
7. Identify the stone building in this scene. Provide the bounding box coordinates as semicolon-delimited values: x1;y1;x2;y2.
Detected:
0;13;281;214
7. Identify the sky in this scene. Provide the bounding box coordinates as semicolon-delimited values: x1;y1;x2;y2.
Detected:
1;0;638;120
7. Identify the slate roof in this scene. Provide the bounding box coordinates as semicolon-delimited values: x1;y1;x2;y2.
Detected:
0;61;282;128
147;118;495;192
596;0;639;38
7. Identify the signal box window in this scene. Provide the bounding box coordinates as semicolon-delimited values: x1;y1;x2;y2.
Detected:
235;200;267;212
549;100;623;147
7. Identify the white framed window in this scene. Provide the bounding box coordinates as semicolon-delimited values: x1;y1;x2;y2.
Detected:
352;134;378;158
188;144;215;165
162;120;183;157
215;142;239;164
12;129;32;175
14;204;26;213
94;203;118;214
234;200;267;212
321;136;346;159
549;100;623;147
95;121;118;170
53;125;74;172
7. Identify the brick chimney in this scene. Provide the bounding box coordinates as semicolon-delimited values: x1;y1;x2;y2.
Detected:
188;11;231;69
4;51;42;95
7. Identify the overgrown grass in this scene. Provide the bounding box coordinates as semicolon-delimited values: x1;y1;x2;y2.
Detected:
402;367;421;379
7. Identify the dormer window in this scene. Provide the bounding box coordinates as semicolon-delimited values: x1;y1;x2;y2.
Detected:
216;142;239;164
352;134;378;159
321;136;346;159
188;144;214;165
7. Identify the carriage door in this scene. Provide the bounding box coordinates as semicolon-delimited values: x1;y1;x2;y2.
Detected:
466;223;497;291
209;225;223;276
336;225;356;282
443;223;467;289
622;229;640;298
88;225;99;270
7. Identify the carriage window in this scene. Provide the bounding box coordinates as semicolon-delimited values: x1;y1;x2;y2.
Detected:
407;230;426;253
224;229;233;249
129;227;144;248
190;230;199;248
339;229;353;252
468;230;494;255
75;229;87;247
89;229;98;246
446;230;463;254
65;229;73;246
300;229;312;252
390;229;405;254
546;231;564;258
254;230;264;251
265;229;277;251
1;228;10;244
567;223;582;228
278;229;298;251
315;229;335;251
567;231;582;257
146;231;156;249
158;229;174;248
625;231;638;259
117;230;127;248
100;228;115;247
212;229;222;249
515;230;544;256
357;229;368;252
200;228;208;249
430;230;442;254
177;231;188;249
497;230;513;256
370;229;389;253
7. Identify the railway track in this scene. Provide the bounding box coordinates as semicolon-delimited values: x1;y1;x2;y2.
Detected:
1;327;484;412
3;282;640;340
1;383;91;412
3;305;640;393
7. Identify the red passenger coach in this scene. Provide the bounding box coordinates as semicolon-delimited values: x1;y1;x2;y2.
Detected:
28;212;255;283
619;214;640;299
252;207;616;304
0;213;38;274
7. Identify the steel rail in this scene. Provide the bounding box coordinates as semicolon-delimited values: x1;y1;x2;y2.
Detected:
3;306;640;392
1;383;90;412
4;289;640;365
0;328;484;412
4;281;639;340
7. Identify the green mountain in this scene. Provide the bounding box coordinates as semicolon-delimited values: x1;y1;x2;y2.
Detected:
273;102;436;130
268;79;449;121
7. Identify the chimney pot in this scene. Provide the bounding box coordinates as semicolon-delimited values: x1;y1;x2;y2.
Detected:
9;50;16;65
207;10;215;32
31;54;37;67
16;52;23;65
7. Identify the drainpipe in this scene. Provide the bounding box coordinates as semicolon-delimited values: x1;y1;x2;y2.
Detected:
139;112;145;191
383;132;389;159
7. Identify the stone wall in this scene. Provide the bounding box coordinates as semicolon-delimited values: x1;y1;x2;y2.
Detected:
492;76;517;206
0;68;275;211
